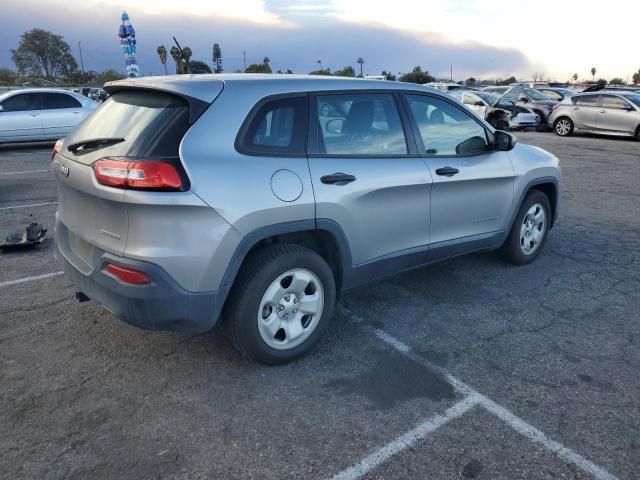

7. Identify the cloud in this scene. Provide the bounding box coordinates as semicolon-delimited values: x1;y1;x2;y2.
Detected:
0;0;534;79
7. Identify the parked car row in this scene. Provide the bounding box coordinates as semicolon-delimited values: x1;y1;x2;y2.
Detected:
549;91;640;139
0;88;98;143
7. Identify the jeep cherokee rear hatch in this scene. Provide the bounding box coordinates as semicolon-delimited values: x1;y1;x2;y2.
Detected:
53;86;215;264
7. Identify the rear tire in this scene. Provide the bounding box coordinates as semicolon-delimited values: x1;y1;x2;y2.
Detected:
497;190;551;265
554;117;574;137
223;244;336;364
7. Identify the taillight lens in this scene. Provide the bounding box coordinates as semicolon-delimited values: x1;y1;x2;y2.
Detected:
93;158;183;190
51;138;64;161
104;263;151;285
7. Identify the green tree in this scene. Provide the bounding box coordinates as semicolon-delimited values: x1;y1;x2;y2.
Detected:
157;45;168;75
334;65;356;77
190;60;212;74
0;68;18;85
309;68;331;75
633;69;640;85
596;78;607;86
496;76;517;86
212;43;223;73
182;47;193;72
381;70;396;81
356;57;364;77
11;28;78;80
286;69;293;74
609;77;624;85
95;69;125;85
465;77;477;86
572;73;578;82
591;67;596;81
245;57;272;74
399;66;434;84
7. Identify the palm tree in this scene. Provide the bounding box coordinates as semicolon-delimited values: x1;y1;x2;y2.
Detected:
182;47;192;73
357;57;364;77
170;46;183;74
572;73;578;82
317;59;322;71
263;57;270;65
157;45;168;75
591;67;596;81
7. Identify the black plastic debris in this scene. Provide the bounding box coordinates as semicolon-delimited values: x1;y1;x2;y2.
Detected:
0;222;48;252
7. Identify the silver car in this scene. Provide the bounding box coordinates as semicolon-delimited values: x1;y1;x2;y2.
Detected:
450;90;539;130
52;75;561;364
0;88;97;143
549;91;640;138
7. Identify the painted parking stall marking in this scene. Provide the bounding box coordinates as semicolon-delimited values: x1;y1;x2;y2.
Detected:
0;272;64;289
332;305;619;480
0;201;58;211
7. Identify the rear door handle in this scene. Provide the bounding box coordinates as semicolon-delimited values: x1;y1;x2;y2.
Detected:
320;172;356;185
435;167;459;177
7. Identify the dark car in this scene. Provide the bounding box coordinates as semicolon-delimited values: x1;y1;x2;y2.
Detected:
499;85;559;129
537;87;577;102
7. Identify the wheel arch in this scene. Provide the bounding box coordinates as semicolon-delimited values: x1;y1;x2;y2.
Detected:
217;220;352;316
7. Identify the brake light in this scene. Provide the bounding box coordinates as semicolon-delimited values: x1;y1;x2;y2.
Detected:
51;138;64;161
93;158;183;190
104;263;151;285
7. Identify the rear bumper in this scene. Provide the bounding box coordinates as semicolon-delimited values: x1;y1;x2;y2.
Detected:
56;222;224;334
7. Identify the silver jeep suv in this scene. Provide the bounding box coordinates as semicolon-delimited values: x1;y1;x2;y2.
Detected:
52;75;561;364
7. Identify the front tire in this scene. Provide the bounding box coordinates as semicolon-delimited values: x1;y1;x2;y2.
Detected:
497;190;551;265
554;117;574;137
223;244;336;364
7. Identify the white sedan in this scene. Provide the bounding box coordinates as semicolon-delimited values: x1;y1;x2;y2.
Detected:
0;88;98;143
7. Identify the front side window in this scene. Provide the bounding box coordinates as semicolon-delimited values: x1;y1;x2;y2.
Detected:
314;93;407;155
42;93;82;110
0;93;41;112
405;94;490;156
542;90;562;101
524;88;551;101
239;96;306;155
574;95;600;107
601;95;629;110
463;93;483;106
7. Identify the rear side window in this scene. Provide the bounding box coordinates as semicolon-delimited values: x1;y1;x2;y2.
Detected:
65;90;190;161
314;93;408;155
42;92;82;109
405;94;489;156
574;95;600;106
237;96;307;156
601;95;629;110
1;93;41;112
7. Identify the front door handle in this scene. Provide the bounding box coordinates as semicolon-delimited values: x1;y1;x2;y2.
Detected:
435;166;459;177
321;172;356;185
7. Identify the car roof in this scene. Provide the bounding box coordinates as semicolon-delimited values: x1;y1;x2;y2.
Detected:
106;74;443;103
0;88;88;101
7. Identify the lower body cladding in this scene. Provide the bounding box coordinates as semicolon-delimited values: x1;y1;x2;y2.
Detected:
56;220;225;334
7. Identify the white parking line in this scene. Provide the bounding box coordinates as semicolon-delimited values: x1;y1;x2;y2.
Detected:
0;271;64;288
0;169;51;175
0;201;58;211
336;305;619;480
330;395;480;480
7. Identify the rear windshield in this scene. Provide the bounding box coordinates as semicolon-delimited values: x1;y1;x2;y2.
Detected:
65;90;190;161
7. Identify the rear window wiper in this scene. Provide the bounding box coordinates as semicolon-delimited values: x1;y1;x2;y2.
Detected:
67;137;125;154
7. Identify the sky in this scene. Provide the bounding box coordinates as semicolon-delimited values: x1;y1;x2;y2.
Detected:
1;0;638;82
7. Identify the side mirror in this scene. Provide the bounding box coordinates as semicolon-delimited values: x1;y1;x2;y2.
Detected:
495;130;517;151
325;118;344;134
519;96;529;103
474;101;485;107
622;103;634;111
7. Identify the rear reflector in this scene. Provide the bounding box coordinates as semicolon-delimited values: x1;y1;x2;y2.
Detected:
51;138;64;161
93;158;183;190
104;263;151;285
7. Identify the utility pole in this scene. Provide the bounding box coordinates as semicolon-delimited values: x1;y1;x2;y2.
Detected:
243;51;247;71
78;41;86;80
450;64;453;82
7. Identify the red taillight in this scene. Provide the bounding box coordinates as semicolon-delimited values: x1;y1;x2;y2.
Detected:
93;158;183;190
104;263;151;285
51;138;64;161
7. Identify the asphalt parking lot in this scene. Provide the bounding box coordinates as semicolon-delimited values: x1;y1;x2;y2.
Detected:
1;132;639;479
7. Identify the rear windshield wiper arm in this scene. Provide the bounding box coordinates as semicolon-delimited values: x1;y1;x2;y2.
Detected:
67;137;125;154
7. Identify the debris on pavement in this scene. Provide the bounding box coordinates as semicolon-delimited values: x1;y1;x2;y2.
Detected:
0;222;48;252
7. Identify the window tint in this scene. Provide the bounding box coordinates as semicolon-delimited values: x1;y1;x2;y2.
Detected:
65;90;190;161
0;93;41;112
575;95;600;106
542;90;562;101
405;94;489;156
315;93;407;155
240;96;306;155
601;95;629;110
42;92;82;109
